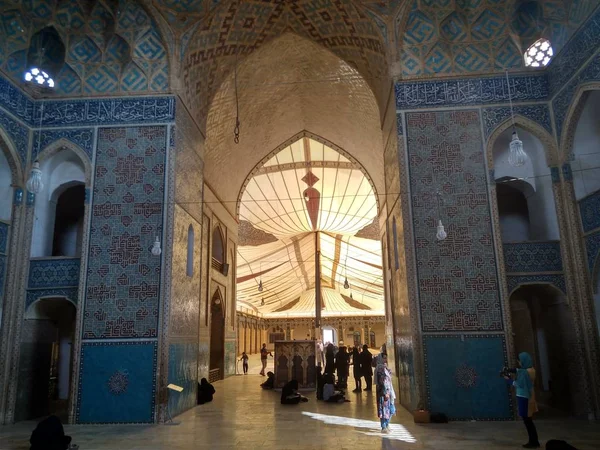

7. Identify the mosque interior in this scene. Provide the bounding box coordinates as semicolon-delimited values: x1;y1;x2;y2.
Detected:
0;0;599;438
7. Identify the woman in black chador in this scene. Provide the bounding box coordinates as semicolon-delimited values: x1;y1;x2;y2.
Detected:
351;346;363;392
280;379;308;405
197;378;215;405
324;343;335;375
335;346;349;389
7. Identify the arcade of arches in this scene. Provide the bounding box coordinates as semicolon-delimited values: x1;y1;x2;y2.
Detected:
0;0;600;447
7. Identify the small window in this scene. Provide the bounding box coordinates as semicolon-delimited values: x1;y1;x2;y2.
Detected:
186;225;194;277
524;38;553;68
212;226;225;271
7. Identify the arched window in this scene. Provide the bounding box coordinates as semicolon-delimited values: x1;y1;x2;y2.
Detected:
52;184;85;256
186;225;194;277
392;217;399;271
212;225;225;271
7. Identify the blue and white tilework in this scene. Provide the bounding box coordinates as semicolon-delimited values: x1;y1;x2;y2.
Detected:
82;126;167;339
424;335;511;420
506;274;567;295
28;258;81;289
503;242;563;273
395;74;549;109
579;190;600;233
77;341;157;423
32;128;94;161
584;231;600;273
168;342;199;417
482;104;552;140
25;287;78;308
0;108;29;166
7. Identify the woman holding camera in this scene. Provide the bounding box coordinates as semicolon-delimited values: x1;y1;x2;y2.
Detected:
504;352;540;449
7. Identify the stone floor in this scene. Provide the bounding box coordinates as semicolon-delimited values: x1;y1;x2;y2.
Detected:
1;354;599;450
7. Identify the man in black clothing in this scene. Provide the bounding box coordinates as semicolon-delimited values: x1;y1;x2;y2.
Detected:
360;344;373;391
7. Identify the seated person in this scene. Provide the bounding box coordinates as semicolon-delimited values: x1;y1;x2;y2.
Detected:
30;415;72;450
261;371;275;390
316;366;325;400
280;379;309;405
197;377;215;405
323;374;346;403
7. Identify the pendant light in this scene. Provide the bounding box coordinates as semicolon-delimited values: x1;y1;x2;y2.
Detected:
505;69;527;167
27;103;45;194
436;191;447;241
151;236;162;256
261;298;265;306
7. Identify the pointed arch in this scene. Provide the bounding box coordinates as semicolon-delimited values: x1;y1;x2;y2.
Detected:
35;138;92;185
559;83;600;164
212;225;225;265
0;127;24;187
486;115;559;169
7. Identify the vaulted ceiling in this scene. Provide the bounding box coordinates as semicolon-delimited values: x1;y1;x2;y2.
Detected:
236;136;384;318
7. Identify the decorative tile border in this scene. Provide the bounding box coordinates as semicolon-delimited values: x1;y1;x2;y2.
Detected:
503;242;563;273
27;257;80;290
482;104;552;140
395;74;549;110
548;6;600;95
32;128;94;161
506;274;567;295
584;230;600;273
0;75;34;124
25;287;78;308
579;189;600;233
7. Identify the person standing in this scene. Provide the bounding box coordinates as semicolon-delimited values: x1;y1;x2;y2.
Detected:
335;346;349;389
259;343;272;376
351;346;362;392
360;344;373;391
240;351;249;375
375;352;396;433
324;343;335;375
505;352;540;449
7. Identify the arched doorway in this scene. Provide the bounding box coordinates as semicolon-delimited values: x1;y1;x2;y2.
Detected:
209;289;225;382
16;297;76;421
509;284;576;416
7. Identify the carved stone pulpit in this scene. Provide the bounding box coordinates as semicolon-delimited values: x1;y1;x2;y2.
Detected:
274;340;317;389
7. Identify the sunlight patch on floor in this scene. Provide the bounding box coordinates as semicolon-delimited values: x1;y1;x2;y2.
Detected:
302;411;417;443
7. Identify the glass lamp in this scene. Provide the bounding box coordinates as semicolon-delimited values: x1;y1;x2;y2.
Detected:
26;161;43;194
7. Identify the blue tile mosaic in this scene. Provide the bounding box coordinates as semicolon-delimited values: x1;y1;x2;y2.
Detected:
32;128;94;161
167;342;198;417
0;255;5;297
25;287;78;308
506;274;567;295
396;112;403;136
551;166;561;184
0;222;8;254
395;74;549;109
424;335;512;420
77;341;157;423
0;108;29;166
14;188;23;206
548;7;600;94
552;50;600;140
35;97;176;128
579;189;600;233
0;75;34;124
562;163;573;182
503;242;563;273
83;126;167;339
482;104;552;140
406;110;502;332
28;258;81;289
584;230;600;273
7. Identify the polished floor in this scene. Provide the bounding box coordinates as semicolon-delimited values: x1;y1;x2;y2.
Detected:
1;355;599;449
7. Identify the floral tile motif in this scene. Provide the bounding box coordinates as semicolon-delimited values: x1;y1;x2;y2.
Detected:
28;257;81;289
579;189;600;233
503;242;563;273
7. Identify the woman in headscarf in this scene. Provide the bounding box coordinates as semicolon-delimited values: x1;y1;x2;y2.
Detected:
335;346;349;389
324;343;335;375
375;351;396;433
280;379;308;404
197;378;215;405
504;352;540;449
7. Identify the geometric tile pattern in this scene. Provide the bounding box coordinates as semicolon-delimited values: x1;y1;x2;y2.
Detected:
0;0;169;96
423;335;511;420
397;0;599;78
25;287;79;308
584;230;600;273
406;110;502;332
0;108;29;167
82;126;167;339
482;104;552;140
506;273;567;296
395;73;549;109
32;128;94;161
27;257;81;289
77;341;157;423
552;51;600;140
547;5;600;94
578;189;600;233
503;242;563;273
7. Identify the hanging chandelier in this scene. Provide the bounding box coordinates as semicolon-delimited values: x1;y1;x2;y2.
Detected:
505;70;527;167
